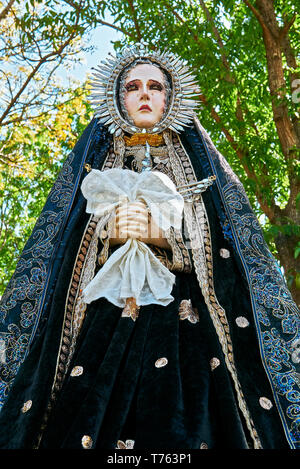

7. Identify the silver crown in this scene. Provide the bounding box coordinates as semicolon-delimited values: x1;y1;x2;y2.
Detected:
88;43;200;135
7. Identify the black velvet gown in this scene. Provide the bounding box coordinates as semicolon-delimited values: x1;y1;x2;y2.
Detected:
0;214;256;449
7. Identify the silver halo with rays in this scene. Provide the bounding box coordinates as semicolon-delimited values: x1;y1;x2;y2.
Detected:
88;43;200;135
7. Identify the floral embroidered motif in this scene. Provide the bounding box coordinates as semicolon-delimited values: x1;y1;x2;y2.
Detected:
155;357;168;368
70;366;84;377
116;439;135;449
219;248;230;258
178;299;199;324
21;400;32;413
235;316;250;328
81;435;93;449
259;397;273;410
210;358;220;371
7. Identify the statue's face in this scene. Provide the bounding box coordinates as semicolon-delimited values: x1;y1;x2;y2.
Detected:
124;63;166;129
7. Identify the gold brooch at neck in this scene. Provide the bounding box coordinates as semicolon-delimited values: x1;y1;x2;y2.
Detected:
124;133;164;147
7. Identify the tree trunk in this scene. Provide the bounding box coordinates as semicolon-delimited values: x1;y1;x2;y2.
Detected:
250;0;300;305
275;233;299;306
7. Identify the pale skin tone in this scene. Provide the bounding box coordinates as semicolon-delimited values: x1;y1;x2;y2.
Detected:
109;63;171;249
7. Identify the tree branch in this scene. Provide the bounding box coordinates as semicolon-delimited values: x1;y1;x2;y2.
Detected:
198;0;232;75
61;0;80;9
0;0;16;22
0;87;86;127
95;17;133;37
126;0;142;41
163;2;200;43
61;0;132;38
0;8;83;126
279;14;297;40
280;24;300;142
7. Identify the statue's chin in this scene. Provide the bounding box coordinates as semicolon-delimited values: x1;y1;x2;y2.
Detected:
133;116;161;130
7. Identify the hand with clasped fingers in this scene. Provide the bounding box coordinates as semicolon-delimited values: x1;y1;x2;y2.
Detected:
109;200;170;250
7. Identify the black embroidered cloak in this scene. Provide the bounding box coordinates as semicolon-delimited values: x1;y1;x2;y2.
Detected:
0;118;299;449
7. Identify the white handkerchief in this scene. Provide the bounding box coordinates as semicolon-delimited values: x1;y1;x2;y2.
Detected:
82;239;175;307
80;168;184;307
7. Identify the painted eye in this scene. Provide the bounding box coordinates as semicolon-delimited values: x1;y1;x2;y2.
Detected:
150;83;163;91
125;83;138;92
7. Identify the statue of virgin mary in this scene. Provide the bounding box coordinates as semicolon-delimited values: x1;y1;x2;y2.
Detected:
0;43;299;449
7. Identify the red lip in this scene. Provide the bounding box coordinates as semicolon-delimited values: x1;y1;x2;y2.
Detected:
139;105;152;111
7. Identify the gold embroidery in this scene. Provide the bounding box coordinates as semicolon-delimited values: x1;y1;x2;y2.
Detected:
165;227;192;273
146;245;173;271
112;133;126;169
98;236;110;266
65;214;110;375
121;297;140;322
